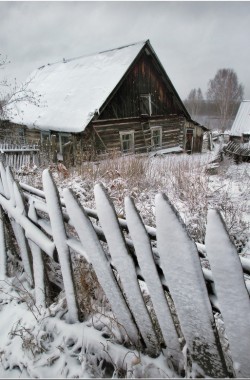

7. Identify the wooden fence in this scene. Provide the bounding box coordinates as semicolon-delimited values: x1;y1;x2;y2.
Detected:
0;164;250;377
224;141;250;161
0;143;40;170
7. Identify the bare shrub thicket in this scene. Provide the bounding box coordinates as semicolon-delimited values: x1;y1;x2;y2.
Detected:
19;151;249;249
65;153;249;248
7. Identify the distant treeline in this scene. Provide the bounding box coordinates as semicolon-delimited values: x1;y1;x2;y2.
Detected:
183;99;241;118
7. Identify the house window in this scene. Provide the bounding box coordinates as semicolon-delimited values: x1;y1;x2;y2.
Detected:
120;131;134;154
18;127;25;144
41;131;51;143
151;126;162;149
140;94;152;116
59;133;72;154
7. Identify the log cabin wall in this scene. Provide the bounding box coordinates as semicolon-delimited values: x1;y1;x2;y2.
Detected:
90;50;187;155
0;121;40;144
91;116;185;155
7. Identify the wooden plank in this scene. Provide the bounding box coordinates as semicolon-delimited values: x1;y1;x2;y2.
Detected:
28;240;46;308
0;162;10;197
155;193;228;377
42;169;79;323
0;206;7;280
13;181;34;284
125;196;182;365
0;166;33;285
63;188;140;344
94;183;160;356
206;209;250;378
0;190;55;257
6;167;16;207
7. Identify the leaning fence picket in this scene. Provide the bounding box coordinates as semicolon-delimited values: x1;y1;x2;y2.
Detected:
6;167;16;206
125;196;182;364
0;206;7;280
63;188;140;343
28;240;46;308
94;183;160;357
42;169;79;323
11;179;34;286
14;179;46;307
206;209;250;378
1;165;250;376
155;193;228;377
2;166;34;285
0;162;9;197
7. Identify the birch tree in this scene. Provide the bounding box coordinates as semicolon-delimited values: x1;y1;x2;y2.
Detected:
207;68;244;132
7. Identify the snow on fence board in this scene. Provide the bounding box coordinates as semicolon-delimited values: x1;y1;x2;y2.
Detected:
94;183;159;357
206;210;250;378
155;193;228;378
0;165;250;377
124;196;182;365
63;187;140;344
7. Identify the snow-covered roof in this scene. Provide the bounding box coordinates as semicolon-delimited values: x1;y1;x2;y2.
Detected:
230;100;250;136
7;41;147;133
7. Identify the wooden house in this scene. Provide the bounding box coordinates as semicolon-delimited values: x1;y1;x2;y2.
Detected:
5;40;207;165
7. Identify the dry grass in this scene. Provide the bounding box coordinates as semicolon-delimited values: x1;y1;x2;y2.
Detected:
66;152;249;247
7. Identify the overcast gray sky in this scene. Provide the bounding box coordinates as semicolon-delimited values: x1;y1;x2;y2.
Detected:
1;1;250;100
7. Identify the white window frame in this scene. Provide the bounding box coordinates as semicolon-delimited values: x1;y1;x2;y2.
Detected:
140;94;152;116
59;133;71;154
120;131;135;154
150;126;162;149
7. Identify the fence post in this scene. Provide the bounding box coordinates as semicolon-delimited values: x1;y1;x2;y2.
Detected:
7;167;34;284
94;183;160;357
155;193;228;377
206;209;250;378
13;185;47;308
43;169;79;323
0;206;7;280
63;188;140;344
125;196;183;367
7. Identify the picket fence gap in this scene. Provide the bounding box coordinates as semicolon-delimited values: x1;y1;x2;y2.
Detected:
0;165;249;377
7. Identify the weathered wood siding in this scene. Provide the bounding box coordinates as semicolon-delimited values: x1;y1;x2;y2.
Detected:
90;50;189;155
99;51;184;120
0;121;40;144
91;116;185;154
184;121;205;153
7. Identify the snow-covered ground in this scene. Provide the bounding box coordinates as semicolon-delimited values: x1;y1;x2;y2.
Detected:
0;150;250;378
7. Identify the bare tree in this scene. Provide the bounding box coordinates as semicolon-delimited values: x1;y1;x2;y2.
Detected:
207;68;244;132
0;54;41;122
184;88;203;117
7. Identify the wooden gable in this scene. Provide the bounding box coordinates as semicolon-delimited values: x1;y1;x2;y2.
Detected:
96;42;189;121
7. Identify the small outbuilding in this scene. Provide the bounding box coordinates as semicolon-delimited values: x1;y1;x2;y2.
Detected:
229;100;250;143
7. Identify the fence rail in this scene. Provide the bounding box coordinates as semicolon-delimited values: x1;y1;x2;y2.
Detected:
0;164;249;377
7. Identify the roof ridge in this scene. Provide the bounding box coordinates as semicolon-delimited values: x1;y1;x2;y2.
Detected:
38;40;148;70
